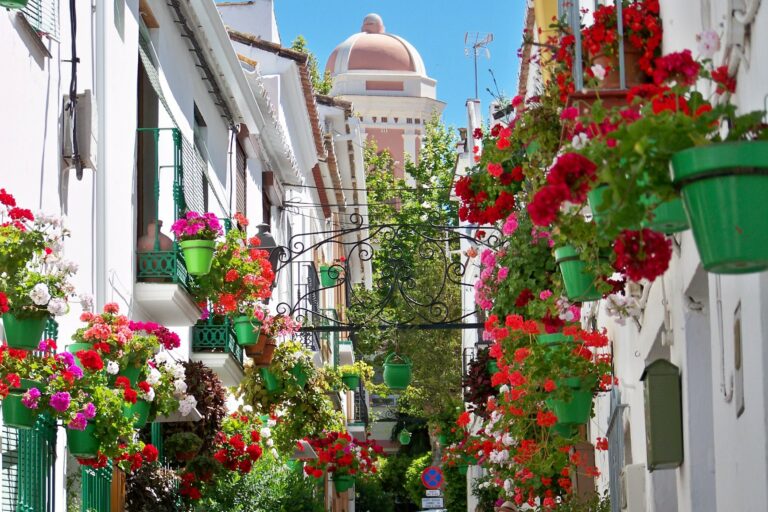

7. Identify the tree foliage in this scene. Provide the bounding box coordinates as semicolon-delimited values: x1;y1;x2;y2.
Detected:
291;36;333;95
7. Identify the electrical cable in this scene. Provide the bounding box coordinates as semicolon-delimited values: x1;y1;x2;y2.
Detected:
68;0;82;180
283;182;453;192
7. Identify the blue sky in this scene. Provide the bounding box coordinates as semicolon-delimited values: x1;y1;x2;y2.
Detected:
273;0;524;129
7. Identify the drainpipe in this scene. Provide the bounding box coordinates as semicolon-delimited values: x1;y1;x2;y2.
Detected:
94;0;107;309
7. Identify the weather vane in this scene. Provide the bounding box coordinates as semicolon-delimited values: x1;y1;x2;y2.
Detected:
464;32;494;99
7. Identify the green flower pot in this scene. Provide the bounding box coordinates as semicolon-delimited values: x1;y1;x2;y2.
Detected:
261;368;282;393
341;373;361;390
332;474;355;493
554;245;602;302
2;314;48;350
112;365;143;388
319;265;340;287
0;0;29;9
671;141;768;273
458;464;468;475
643;197;689;234
382;353;412;390
487;360;499;375
67;342;94;370
179;239;216;276
398;430;412;445
2;392;39;429
67;424;100;459
536;333;573;346
290;364;308;388
437;434;448;445
545;378;593;425
123;399;151;428
233;315;262;346
587;186;616;227
552;422;578;438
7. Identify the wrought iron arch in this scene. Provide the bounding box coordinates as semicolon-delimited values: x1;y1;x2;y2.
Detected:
270;213;501;333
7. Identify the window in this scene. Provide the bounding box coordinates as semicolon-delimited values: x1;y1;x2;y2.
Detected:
235;140;246;216
21;0;58;39
193;105;210;211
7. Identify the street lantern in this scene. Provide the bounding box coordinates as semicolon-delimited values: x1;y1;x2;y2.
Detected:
254;223;284;273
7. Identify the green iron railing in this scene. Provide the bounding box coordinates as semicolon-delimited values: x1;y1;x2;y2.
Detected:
136;128;192;289
81;463;112;512
192;316;245;369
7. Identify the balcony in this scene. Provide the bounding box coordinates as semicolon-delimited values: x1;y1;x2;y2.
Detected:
189;317;245;387
134;127;201;327
348;384;369;441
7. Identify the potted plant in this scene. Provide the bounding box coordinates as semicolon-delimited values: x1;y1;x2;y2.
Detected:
170;211;224;276
382;353;413;390
304;431;383;493
319;258;345;288
338;361;374;391
167;432;204;462
248;313;301;365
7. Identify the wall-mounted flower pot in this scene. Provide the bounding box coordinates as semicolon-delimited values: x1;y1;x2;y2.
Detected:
124;399;151;428
671;141;768;273
458;464;468;475
437;434;448;445
643;197;689;234
398;429;412;445
0;0;29;9
260;367;282;393
382;353;412;390
554;246;602;302
233;316;262;346
179;239;216;276
250;338;277;367
545;378;593;425
67;424;100;459
290;364;308;388
111;365;142;388
319;265;340;287
590;46;646;90
244;333;268;358
2;392;38;429
552;422;578;438
332;474;355;493
67;342;94;370
341;372;360;390
2;313;48;350
487;360;499;375
537;333;573;347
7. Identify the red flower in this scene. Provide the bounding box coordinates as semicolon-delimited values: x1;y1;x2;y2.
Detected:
456;411;471;427
5;373;20;388
514;289;535;308
487;162;504;178
613;229;672;282
138;381;151;393
527;183;569;226
142;444;159;462
123;388;138;404
0;292;8;315
711;65;736;94
472;128;483;139
536;410;558;428
103;302;120;314
0;189;16;207
8;208;34;222
653;50;700;85
543;379;557;392
224;269;239;283
513;348;530;364
596;437;609;451
76;350;104;372
114;376;131;389
246;443;263;461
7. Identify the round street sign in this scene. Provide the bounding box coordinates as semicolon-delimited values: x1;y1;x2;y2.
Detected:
421;466;444;489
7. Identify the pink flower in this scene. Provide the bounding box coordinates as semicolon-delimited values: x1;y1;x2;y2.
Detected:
49;392;71;413
497;267;509;282
22;388;41;409
502;213;518;235
539;290;553;300
68;413;88;431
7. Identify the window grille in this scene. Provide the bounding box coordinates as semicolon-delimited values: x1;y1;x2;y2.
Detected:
21;0;58;39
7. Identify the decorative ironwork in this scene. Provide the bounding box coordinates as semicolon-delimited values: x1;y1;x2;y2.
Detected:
271;213;501;332
192;318;245;369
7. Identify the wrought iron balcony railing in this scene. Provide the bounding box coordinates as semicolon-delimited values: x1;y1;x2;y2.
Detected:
191;316;245;369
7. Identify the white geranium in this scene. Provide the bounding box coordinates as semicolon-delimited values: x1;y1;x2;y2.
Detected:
266;438;274;448
178;395;198;416
142;387;155;402
47;297;68;316
147;368;162;386
78;293;94;312
29;283;51;306
260;426;272;438
697;30;720;59
171;364;186;380
571;132;589;150
590;63;607;81
173;380;188;395
106;361;120;375
154;352;169;365
498;384;510;395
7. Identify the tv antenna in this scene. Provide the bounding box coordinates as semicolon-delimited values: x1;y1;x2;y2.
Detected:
464;32;493;99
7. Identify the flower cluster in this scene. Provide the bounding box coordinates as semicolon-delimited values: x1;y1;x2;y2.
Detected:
304;431;384;478
148;351;198;417
128;321;181;350
170;211;223;241
613;229;672;282
528;153;597;227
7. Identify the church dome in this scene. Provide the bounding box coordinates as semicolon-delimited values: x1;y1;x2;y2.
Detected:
325;14;427;76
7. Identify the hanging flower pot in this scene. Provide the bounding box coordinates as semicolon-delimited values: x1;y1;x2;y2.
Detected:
554;245;602;302
458;464;468;475
179;240;216;276
245;332;269;358
2;391;39;429
341;372;360;390
250;337;277;367
382;353;413;390
487;360;499;376
0;0;29;9
398;429;412;445
437;434;447;446
545;377;593;425
643;197;689;234
67;342;94;370
319;265;340;287
260;367;283;393
536;332;573;347
112;364;143;388
67;424;100;459
2;313;49;350
233;315;262;346
590;46;647;90
123;399;151;428
332;473;355;493
290;363;308;388
671;141;768;273
552;422;578;438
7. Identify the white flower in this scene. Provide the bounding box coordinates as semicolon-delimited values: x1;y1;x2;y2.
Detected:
178;395;198;416
697;30;720;59
106;361;120;375
501;433;514;446
143;388;155;402
260;426;272;438
47;298;68;316
173;380;188;395
154;352;169;365
171;364;186;380
503;479;513;492
147;368;162;386
78;293;94;312
590;63;607;81
29;283;51;306
571;132;589;150
266;438;274;448
498;384;510;394
243;405;253;413
57;260;79;274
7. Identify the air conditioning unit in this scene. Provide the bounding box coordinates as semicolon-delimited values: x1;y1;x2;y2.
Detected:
62;89;97;171
620;464;646;511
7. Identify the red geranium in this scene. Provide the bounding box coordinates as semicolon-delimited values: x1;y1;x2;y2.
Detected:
613;228;672;282
75;350;104;372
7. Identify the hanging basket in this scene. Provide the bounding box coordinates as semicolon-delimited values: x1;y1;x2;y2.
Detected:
590;46;647;90
2;313;49;350
111;364;143;388
233;315;262;346
250;337;277;367
260;367;283;393
341;372;361;390
2;392;39;429
244;332;269;357
123;399;151;428
67;424;100;459
179;239;216;276
290;364;308;388
437;434;447;446
545;378;593;426
332;474;355;493
398;429;412;445
458;464;468;475
486;360;499;376
554;245;602;302
643;197;689;234
671;141;768;273
382;353;413;390
0;0;29;9
319;265;340;287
